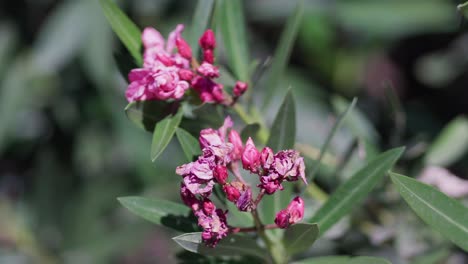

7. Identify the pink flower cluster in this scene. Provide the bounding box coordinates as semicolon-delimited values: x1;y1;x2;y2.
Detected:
176;117;307;246
125;25;248;105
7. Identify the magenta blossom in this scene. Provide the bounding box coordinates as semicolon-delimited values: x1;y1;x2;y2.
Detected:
242;137;261;173
176;117;308;247
274;196;304;229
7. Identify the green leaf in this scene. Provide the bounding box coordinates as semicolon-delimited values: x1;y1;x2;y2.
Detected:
390;173;468;251
262;0;304;110
117;197;196;232
411;248;450;264
173;233;269;260
217;0;250;81
308;97;356;181
99;0;142;65
226;202;253;227
176;128;202;162
424;116;468;167
283;223;319;255
310;147;404;236
266;89;296;151
331;95;378;143
240;123;260;142
125;100;180;132
151;107;184;161
261;90;296;224
293;256;391;264
189;0;215;53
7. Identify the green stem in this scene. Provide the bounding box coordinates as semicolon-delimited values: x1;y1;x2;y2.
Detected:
251;210;286;264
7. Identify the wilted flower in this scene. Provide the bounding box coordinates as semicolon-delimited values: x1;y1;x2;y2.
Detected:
176;117;308;247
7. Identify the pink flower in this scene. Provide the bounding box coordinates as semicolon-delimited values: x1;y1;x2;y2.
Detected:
178;69;194;81
274;150;307;184
287;196;304;223
142;24;190;69
228;130;243;161
274;196;304;229
197;62;220;78
203;49;215;64
199;128;223;149
223;184;241;202
260;147;274;170
274;209;290;229
192;76;224;103
180;183;199;210
151;66;190;100
197;208;228;247
202;198;215;215
259;173;284;194
125;66;190;102
218;116;233;141
199;29;216;50
213;165;228;184
176;36;192;60
242;137;260;172
234;81;248;97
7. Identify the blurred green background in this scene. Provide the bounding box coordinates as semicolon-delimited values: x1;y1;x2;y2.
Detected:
0;0;467;263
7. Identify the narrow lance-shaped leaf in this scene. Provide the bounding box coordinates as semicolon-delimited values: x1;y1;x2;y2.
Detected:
266;89;296;151
307;97;356;182
283;223;319;256
423;116;468;167
173;232;269;261
262;0;304;110
151;107;184;161
390;172;468;251
189;0;215;54
261;90;296;223
99;0;142;65
118;197;196;232
176;128;202;162
216;0;250;81
240;123;260;142
293;256;391;264
309;147;404;236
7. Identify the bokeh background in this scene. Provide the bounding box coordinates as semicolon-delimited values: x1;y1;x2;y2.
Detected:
1;0;467;263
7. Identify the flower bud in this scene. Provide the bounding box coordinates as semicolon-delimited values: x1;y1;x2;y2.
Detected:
242;137;260;172
223;184;241;202
176;36;192;59
202;198;215;215
286;196;304;224
213;165;228;184
199;29;216;50
212;84;225;103
156;52;175;66
178;69;194;81
233;81;248;97
236;188;252;212
274;209;290;229
203;49;214;64
228;130;243;161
